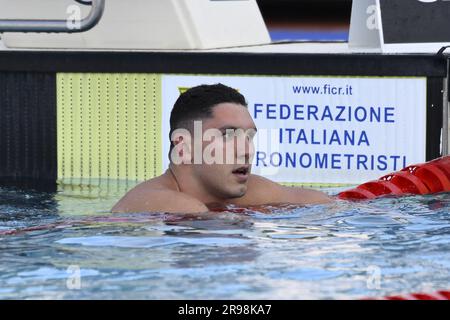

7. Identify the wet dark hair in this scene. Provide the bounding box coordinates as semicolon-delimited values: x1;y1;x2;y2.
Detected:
169;83;247;150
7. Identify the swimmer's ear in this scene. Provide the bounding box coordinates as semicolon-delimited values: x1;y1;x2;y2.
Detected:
170;129;192;164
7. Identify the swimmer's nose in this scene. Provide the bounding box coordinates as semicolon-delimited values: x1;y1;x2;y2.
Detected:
247;137;255;163
237;134;255;164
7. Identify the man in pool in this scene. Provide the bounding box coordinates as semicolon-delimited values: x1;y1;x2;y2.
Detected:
112;84;332;214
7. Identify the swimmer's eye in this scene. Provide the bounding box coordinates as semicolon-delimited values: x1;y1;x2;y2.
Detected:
222;130;236;140
221;129;257;141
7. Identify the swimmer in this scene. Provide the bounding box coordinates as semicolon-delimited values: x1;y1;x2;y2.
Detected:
112;84;332;214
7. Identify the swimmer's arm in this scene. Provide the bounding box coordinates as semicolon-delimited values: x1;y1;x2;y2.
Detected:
276;185;333;205
242;175;333;206
111;189;208;214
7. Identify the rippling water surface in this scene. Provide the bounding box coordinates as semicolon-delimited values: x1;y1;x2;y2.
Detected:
0;181;449;299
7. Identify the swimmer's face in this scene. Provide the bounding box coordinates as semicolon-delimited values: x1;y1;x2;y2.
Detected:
192;103;256;200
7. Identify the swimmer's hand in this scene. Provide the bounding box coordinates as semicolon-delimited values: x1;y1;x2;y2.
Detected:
111;189;208;214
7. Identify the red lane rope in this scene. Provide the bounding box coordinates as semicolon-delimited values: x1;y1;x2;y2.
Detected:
366;290;450;300
339;156;450;200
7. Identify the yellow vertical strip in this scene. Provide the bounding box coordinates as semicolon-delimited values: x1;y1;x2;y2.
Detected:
71;74;83;180
117;75;128;180
153;74;163;177
85;75;93;181
109;74;120;180
57;73;163;182
136;75;148;180
127;75;138;181
94;74;111;178
89;75;100;180
67;74;74;180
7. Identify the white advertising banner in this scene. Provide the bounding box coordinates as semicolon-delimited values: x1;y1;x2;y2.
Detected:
161;75;427;185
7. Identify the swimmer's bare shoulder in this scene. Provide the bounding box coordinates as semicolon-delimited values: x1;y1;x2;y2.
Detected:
111;175;208;214
230;174;333;206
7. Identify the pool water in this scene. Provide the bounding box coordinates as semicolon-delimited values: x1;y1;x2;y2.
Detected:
0;181;449;299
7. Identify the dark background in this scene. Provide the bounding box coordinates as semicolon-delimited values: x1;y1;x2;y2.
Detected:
257;0;352;36
258;0;450;44
256;0;352;41
380;0;450;44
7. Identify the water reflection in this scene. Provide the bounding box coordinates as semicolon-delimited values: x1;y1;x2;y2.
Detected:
0;181;448;299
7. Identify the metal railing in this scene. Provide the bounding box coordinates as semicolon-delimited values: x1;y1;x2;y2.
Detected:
0;0;105;33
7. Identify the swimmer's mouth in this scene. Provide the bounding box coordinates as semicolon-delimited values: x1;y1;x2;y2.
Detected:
232;166;250;176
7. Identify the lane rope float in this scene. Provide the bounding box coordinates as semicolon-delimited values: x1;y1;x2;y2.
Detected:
338;156;450;200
